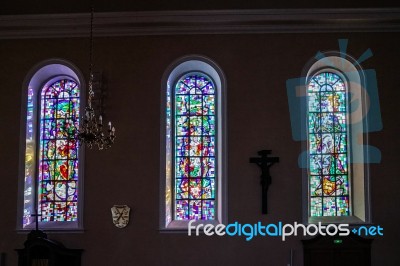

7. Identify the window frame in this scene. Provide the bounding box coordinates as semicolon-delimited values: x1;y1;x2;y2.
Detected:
17;59;85;231
160;55;227;231
303;52;371;225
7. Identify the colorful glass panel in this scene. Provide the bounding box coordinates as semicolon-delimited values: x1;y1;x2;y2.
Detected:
308;72;350;217
38;79;80;222
23;88;35;226
174;74;216;220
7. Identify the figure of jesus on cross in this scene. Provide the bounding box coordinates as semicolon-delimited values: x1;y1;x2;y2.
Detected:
249;150;279;214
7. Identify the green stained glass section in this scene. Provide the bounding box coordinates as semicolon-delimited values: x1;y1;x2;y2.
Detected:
336;175;349;195
174;74;216;220
189;95;202;115
189;158;201;177
176;96;189;115
310;176;322;196
337;196;350;216
189;116;203;136
308;72;350;217
323;197;336;216
310;198;322;217
38;79;80;222
308;93;320;112
203;95;215;115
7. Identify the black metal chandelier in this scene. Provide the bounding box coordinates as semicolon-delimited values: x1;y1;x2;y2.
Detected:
75;7;116;150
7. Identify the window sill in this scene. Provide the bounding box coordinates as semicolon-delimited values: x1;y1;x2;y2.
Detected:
18;221;83;232
160;219;222;233
308;215;368;225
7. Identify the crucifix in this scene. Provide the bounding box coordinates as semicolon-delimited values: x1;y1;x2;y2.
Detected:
28;212;47;240
31;212;42;231
249;150;279;214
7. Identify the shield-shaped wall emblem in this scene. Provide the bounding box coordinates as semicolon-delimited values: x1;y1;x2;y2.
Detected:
111;205;130;228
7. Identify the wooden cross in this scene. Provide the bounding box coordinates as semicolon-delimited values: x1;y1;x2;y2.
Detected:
31;212;42;231
27;212;48;241
249;150;279;214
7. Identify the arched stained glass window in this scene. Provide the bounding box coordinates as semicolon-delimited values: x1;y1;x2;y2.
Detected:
308;72;350;217
37;79;80;222
19;59;84;230
161;56;226;230
174;74;216;220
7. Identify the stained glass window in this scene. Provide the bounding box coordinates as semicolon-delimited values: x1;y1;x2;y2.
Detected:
174;74;216;220
308;72;350;217
37;79;80;222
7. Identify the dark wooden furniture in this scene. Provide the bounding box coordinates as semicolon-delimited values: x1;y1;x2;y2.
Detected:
302;234;373;266
0;253;5;266
16;230;83;266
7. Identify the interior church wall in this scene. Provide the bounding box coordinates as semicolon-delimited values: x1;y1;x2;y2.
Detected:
0;32;399;265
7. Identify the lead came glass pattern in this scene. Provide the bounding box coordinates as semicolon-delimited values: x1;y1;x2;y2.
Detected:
174;74;216;220
308;72;350;217
38;79;80;222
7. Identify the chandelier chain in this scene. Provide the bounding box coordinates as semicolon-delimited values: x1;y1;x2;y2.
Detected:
88;6;95;108
65;5;116;150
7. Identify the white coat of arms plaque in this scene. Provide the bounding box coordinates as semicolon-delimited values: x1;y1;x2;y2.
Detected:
111;205;130;228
